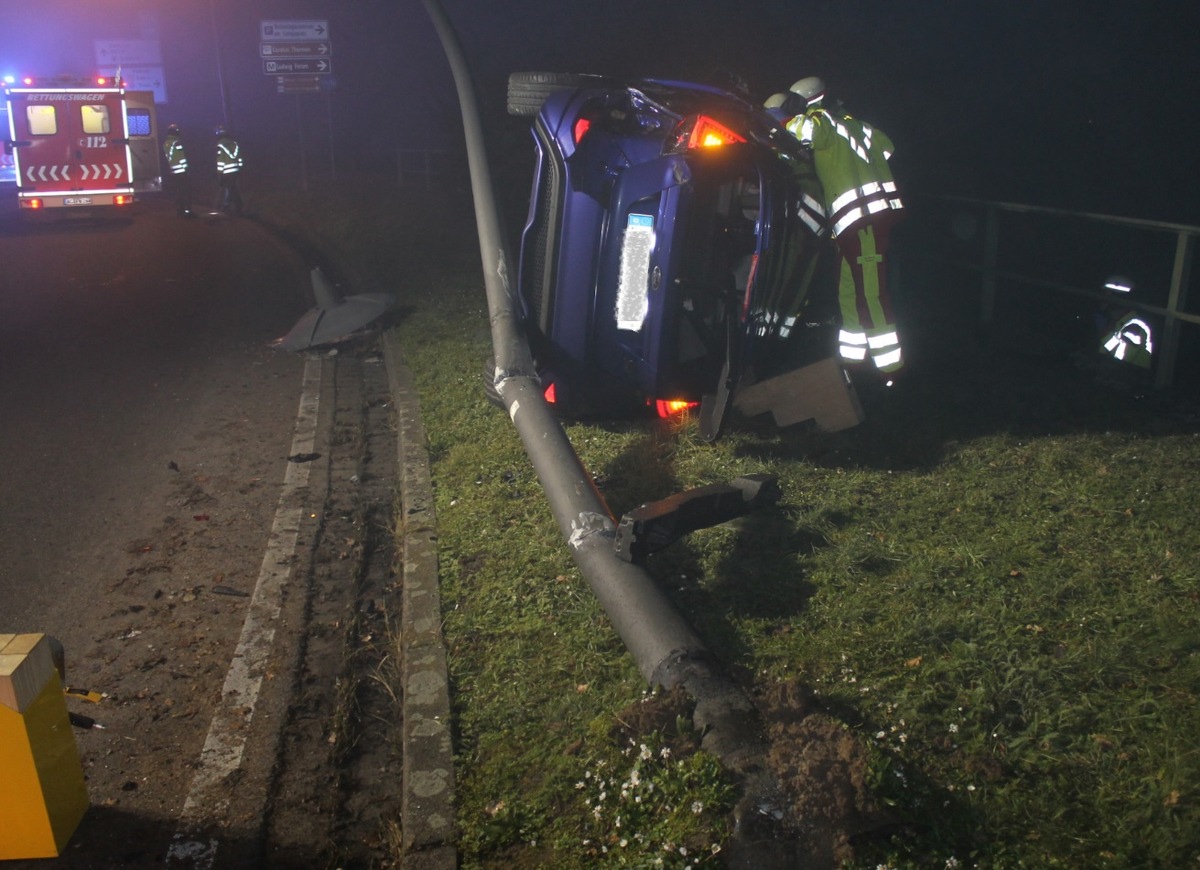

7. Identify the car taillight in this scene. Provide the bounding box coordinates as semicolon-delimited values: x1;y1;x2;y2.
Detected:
686;115;746;149
20;198;43;209
544;382;557;404
113;194;134;206
573;117;591;143
654;398;697;418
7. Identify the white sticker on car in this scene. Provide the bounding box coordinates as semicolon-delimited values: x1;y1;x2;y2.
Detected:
616;213;654;331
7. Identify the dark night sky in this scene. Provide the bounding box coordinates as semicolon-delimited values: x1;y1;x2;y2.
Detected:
3;0;1198;224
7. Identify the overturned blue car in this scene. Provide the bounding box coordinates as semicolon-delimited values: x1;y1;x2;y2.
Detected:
504;72;849;440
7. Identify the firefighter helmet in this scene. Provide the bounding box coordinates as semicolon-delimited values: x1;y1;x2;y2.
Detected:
790;76;826;104
166;123;180;136
764;93;788;110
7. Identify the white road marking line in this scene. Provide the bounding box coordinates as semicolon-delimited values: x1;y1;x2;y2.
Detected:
166;354;323;868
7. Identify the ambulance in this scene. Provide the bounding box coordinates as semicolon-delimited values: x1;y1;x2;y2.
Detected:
2;73;158;212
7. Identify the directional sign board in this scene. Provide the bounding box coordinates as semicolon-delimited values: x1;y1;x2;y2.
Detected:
263;58;333;76
276;75;323;95
262;19;333;95
260;41;332;59
98;64;168;103
95;38;162;66
261;20;329;42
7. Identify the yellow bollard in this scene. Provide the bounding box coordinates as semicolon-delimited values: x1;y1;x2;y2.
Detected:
0;633;89;859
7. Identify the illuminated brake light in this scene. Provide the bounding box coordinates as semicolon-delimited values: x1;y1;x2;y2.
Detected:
113;194;134;206
20;198;43;209
654;399;697;418
573;117;591;143
544;382;557;404
688;115;746;149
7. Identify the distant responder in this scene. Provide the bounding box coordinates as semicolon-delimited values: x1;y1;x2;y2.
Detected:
1097;276;1154;369
786;76;906;379
161;123;193;217
214;125;244;216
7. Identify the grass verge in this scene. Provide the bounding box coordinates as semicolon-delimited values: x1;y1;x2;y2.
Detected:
256;173;1200;868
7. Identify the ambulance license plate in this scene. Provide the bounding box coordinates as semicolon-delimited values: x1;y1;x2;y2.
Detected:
64;197;93;206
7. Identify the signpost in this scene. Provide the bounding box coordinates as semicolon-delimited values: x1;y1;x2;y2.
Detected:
259;19;334;88
260;20;335;188
260;20;329;41
276;76;324;95
94;38;167;103
260;42;332;58
263;58;333;76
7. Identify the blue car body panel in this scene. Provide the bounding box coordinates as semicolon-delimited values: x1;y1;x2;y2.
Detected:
515;75;828;414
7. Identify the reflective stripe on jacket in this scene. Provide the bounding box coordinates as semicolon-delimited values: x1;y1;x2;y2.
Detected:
163;134;188;175
1101;313;1154;369
216;137;243;175
787;107;902;236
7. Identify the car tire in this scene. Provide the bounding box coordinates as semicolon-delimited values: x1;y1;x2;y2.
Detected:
507;72;583;116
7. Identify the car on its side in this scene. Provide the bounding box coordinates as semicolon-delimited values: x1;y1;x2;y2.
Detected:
504;72;832;440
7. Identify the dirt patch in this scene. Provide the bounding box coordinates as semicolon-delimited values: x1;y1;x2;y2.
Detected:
756;680;895;867
610;679;893;869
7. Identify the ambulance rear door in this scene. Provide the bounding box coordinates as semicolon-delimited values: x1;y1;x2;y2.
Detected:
125;89;161;195
7;86;135;209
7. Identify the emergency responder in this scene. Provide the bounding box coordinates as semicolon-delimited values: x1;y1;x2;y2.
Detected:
161;123;192;217
764;92;792;123
785;77;906;380
214;125;244;216
1097;276;1154;369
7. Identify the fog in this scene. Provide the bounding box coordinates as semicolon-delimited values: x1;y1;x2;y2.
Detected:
3;0;1197;224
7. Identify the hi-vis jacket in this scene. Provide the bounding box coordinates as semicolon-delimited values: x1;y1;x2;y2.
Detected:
162;133;188;176
216;136;243;176
786;107;902;236
1101;312;1154;369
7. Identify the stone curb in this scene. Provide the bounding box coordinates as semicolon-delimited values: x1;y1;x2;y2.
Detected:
382;331;458;869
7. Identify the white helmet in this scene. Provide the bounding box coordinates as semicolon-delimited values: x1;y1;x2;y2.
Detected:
790;76;826;104
763;92;788;110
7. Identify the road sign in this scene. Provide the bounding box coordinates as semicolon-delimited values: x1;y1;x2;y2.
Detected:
94;38;162;66
260;20;329;41
97;65;168;103
263;58;332;76
260;41;332;59
276;75;323;95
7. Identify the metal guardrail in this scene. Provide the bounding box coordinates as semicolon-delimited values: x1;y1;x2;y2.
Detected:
396;148;449;189
929;195;1198;390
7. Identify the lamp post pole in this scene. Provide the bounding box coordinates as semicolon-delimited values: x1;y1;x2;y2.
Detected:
210;0;231;129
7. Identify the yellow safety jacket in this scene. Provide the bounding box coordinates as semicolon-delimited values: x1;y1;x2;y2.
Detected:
787;106;902;236
162;134;188;175
216;136;243;176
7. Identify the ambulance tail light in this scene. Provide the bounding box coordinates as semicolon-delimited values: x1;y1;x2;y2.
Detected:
19;198;43;210
113;194;134;206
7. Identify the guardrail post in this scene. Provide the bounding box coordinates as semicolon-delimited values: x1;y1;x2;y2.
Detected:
1155;230;1195;391
980;204;999;331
